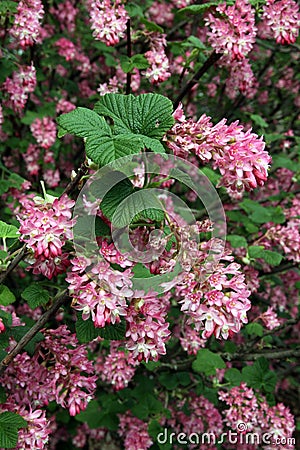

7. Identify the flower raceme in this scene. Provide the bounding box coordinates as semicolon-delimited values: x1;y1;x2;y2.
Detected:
165;104;271;197
88;0;128;46
18;194;75;279
9;0;45;49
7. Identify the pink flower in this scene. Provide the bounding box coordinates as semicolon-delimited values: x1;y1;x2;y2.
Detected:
2;65;36;113
30;117;57;149
204;0;257;61
88;0;128;46
145;32;171;84
9;0;44;49
260;0;300;45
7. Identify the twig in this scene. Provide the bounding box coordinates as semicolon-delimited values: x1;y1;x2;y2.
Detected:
0;245;27;285
126;19;132;96
173;50;221;110
62;161;88;196
0;289;69;374
233;347;300;361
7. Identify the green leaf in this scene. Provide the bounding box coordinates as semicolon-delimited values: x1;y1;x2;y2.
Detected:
140;18;164;33
0;286;15;306
245;323;264;337
75;315;126;343
177;2;220;15
95;216;111;237
21;284;50;309
100;176;134;221
86;132;145;166
242;357;277;393
0;412;27;449
0;1;18;14
94;93;174;140
0;221;18;239
192;349;225;375
75;400;102;428
250;114;268;128
227;235;247;248
57;107;106;138
131;54;150;69
272;154;299;172
0;386;7;404
110;189;165;228
182;36;207;50
131;394;164;420
248;246;283;266
224;368;242;386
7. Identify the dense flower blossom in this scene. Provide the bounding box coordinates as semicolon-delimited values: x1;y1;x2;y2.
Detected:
148;1;174;27
220;383;295;449
145;32;171;84
23;143;40;176
118;412;153;450
125;291;171;362
67;256;133;328
49;0;78;33
171;394;223;450
177;322;206;354
204;0;257;61
72;423;106;448
54;38;77;61
225;58;258;99
257;307;281;329
260;0;300;45
18;193;75;279
2;326;96;419
1;65;37;113
9;0;44;48
30;117;57;149
96;345;138;390
165;104;271;196
88;0;128;46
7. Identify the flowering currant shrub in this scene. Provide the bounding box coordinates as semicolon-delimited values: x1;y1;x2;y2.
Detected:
0;0;300;449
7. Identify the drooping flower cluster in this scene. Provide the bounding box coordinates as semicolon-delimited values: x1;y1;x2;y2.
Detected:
88;0;129;46
9;0;45;49
144;32;171;84
171;394;223;450
66;255;133;328
30;117;57;149
118;412;153;450
49;0;78;34
219;383;295;449
18;193;75;279
165;104;271;197
95;343;138;390
125;291;171;362
1;65;37;113
225;59;258;100
259;0;300;45
204;0;257;61
2;326;97;419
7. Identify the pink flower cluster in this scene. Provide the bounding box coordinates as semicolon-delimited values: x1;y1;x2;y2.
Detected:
66;256;133;328
1;65;36;113
145;33;171;84
49;0;78;34
118;412;153;450
18;194;75;279
88;0;129;46
260;0;300;45
204;0;257;61
166;104;271;196
125;292;171;362
225;58;258;100
9;0;44;49
2;326;96;421
30;117;57;149
220;383;295;449
171;394;223;450
96;343;138;390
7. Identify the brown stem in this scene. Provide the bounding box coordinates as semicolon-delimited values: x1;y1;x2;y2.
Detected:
0;289;69;374
233;347;300;361
62;161;88;196
0;245;27;285
173;50;222;110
